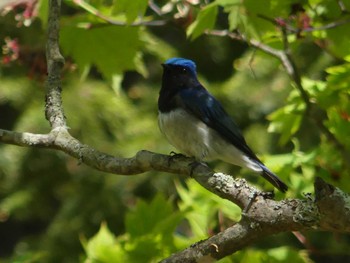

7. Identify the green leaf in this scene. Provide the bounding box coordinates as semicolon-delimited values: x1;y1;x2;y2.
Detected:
326;24;350;58
113;0;148;24
187;3;218;40
37;0;49;28
177;180;241;238
267;246;312;263
227;5;240;31
217;0;241;30
326;107;350;149
60;23;142;79
140;30;177;61
234;246;312;263
83;223;126;263
124;194;184;262
222;0;299;40
0;190;33;214
268;106;304;145
124;235;166;263
216;0;241;5
125;194;182;238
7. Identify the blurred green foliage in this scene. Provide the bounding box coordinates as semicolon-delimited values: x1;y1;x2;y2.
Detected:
0;0;350;262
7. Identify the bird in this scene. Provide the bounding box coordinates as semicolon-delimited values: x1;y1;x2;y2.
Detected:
158;57;288;192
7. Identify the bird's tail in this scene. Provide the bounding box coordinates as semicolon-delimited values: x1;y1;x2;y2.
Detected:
259;164;288;193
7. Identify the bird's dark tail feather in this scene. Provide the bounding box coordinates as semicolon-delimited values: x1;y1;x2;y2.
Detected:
260;165;288;193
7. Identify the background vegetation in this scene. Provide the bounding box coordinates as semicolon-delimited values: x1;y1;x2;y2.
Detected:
0;0;349;262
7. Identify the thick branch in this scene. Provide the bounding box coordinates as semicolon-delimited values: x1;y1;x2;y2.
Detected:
161;177;350;262
0;128;206;178
45;0;66;129
1;128;349;229
0;128;258;210
1;129;350;262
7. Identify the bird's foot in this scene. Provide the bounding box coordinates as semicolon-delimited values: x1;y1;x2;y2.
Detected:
167;152;186;166
169;151;186;158
261;191;275;199
242;190;258;215
242;190;275;215
188;160;208;177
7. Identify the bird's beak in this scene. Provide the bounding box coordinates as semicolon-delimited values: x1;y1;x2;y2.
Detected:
161;63;169;69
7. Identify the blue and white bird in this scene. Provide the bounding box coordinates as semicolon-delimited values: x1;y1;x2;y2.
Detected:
158;57;288;192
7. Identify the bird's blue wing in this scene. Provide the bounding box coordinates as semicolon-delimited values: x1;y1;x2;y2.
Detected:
177;86;260;161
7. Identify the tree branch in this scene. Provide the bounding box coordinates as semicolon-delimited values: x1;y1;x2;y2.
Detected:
45;0;66;129
257;13;350;33
1;127;350;261
161;177;350;262
0;128;268;211
279;26;311;111
336;0;350;14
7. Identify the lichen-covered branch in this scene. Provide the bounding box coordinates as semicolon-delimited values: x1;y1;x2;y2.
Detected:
45;0;66;129
1;127;350;261
161;178;350;262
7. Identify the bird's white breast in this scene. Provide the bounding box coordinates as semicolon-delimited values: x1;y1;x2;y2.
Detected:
158;108;263;172
158;109;211;160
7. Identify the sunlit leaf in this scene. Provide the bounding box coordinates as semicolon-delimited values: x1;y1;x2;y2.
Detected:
84;223;126;263
176;180;241;238
60;24;142;79
125;194;182;238
37;0;49;28
113;0;148;24
187;3;218;40
268;108;304;145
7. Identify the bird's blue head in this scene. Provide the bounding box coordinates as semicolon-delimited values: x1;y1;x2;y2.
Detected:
159;57;201;111
163;57;197;76
159;57;200;110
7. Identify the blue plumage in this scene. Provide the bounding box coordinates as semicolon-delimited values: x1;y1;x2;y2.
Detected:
158;58;288;192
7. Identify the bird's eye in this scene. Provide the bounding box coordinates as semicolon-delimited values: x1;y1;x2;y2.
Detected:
182;68;187;74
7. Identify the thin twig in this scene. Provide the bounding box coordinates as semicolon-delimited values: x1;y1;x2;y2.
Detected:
257;13;350;34
148;0;163;16
248;49;257;79
304;18;350;31
0;128;268;210
280;26;311;112
336;0;350;14
206;30;298;79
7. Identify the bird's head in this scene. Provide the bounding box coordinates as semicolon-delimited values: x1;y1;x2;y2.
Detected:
161;58;199;89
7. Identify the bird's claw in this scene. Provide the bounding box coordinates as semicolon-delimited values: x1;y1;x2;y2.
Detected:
169;151;186;158
242;190;258;215
188;160;208;177
242;190;275;215
167;152;186;166
261;191;275;200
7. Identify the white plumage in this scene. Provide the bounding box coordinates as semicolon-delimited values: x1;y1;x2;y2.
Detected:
158;108;262;173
